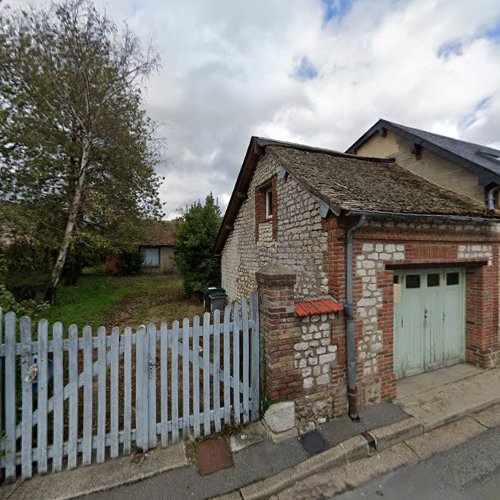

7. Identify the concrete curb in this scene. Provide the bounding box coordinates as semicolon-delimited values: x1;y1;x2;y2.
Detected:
368;416;424;451
239;435;370;499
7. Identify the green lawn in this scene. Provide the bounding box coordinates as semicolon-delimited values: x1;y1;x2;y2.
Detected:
41;273;204;329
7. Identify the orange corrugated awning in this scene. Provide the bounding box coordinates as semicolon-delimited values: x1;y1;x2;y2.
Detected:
294;299;343;317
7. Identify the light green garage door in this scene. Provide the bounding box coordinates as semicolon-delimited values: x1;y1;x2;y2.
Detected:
393;268;465;379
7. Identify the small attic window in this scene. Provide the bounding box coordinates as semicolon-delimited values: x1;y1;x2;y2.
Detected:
412;144;422;161
265;188;273;218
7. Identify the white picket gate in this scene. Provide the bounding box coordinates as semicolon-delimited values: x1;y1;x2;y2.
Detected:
0;293;260;483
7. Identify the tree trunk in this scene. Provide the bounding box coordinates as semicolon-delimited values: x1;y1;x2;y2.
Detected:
45;145;89;302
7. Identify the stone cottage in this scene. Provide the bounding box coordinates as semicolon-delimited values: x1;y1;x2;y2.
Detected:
213;137;500;427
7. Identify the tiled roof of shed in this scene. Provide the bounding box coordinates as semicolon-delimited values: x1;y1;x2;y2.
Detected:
268;145;492;217
139;220;178;247
295;299;343;317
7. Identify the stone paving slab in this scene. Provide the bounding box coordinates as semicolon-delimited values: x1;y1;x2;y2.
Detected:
320;402;409;446
397;367;500;431
472;402;500;429
230;421;268;452
396;363;483;400
405;415;487;460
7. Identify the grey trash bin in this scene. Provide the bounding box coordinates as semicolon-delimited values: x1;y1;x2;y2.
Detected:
203;287;227;312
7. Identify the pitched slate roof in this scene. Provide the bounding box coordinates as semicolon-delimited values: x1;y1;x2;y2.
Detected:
139;220;178;247
347;119;500;185
268;145;491;216
213;137;497;256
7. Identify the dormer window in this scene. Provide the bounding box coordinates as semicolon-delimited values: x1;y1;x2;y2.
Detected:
265;188;273;218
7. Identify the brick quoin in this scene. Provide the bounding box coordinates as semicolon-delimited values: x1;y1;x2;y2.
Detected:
256;267;302;402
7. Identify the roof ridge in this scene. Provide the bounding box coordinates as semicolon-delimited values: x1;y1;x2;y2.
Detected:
255;136;394;163
383;120;500;152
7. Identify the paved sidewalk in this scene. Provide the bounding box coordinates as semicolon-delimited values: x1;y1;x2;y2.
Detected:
2;404;408;500
397;365;500;430
3;365;500;500
278;406;500;499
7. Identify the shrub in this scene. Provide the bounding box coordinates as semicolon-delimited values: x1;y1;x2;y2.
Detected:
173;194;221;297
117;249;144;275
5;271;50;301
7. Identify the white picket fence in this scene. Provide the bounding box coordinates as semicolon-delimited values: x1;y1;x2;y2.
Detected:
0;293;260;483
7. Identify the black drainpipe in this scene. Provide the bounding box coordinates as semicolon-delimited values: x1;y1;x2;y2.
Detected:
345;215;367;420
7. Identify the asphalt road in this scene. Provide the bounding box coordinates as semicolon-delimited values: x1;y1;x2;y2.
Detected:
337;425;500;500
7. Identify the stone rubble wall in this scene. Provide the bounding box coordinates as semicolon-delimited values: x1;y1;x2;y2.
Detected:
294;313;341;430
221;153;328;301
356;243;405;378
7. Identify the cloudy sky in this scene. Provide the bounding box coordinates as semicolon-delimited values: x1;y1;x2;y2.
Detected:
12;0;500;218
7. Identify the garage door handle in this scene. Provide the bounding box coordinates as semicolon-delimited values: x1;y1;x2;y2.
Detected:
424;308;428;320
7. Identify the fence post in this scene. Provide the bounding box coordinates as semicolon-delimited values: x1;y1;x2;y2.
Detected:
4;312;16;482
136;325;149;451
148;323;157;449
232;302;241;425
0;308;3;452
52;322;64;472
202;312;211;436
250;293;260;421
256;264;302;404
20;316;33;479
96;326;107;464
68;324;79;469
82;326;93;466
182;318;190;439
241;298;250;424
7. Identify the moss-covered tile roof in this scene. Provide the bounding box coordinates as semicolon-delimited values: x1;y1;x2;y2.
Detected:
139;220;178;247
269;145;492;217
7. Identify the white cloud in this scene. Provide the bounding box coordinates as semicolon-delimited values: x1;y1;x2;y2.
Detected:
8;0;500;217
